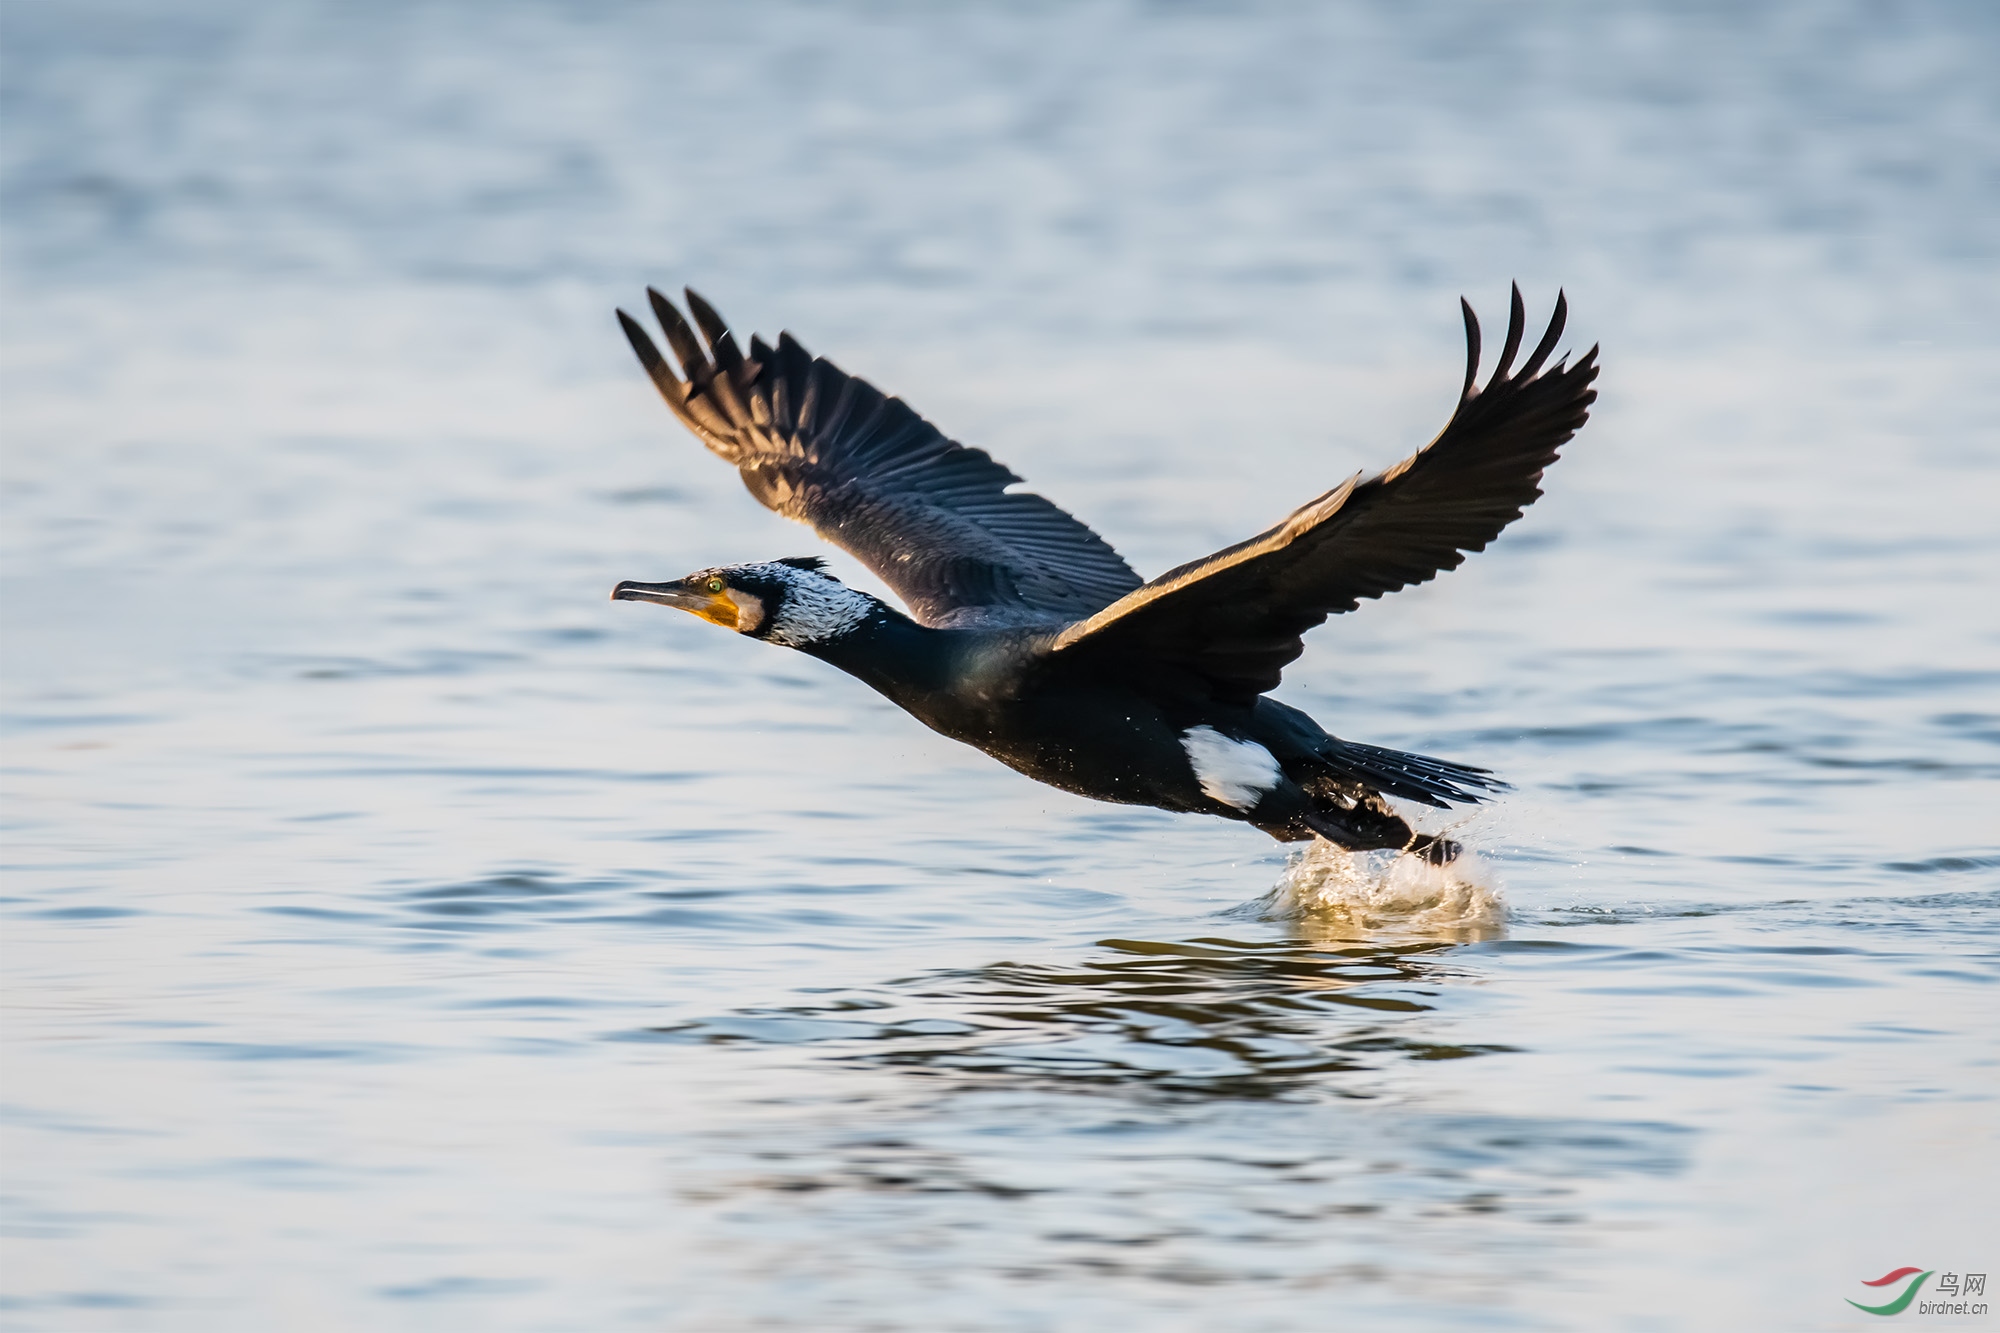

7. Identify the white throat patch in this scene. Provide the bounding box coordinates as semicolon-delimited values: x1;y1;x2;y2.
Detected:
757;565;878;648
1180;726;1282;810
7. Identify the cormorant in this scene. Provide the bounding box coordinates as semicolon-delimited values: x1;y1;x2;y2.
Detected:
611;287;1597;863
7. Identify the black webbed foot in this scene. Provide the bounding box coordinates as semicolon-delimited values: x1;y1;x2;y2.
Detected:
1406;834;1461;865
1299;794;1413;853
1297;792;1462;865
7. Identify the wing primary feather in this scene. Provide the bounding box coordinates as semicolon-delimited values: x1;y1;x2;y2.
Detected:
684;289;746;373
1491;282;1527;386
766;364;794;436
616;310;681;400
1459;299;1482;400
741;341;778;430
774;333;815;433
666;290;756;424
795;357;829;435
677;390;736;443
1517;288;1568;381
646;288;708;381
682;288;724;340
815;366;862;444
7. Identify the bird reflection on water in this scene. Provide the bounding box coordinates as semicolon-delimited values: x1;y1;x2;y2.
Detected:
639;855;1513;1104
652;869;1692;1303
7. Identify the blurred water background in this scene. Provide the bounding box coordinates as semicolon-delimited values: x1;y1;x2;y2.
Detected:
3;1;1997;1329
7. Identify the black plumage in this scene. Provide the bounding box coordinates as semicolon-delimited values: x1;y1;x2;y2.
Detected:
612;287;1598;862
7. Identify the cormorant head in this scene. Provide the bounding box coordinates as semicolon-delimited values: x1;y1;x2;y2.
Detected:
611;556;880;648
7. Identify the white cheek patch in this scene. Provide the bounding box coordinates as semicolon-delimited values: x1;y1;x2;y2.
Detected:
723;589;766;635
1180;726;1283;810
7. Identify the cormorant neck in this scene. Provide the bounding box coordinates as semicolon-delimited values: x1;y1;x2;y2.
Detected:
793;606;955;702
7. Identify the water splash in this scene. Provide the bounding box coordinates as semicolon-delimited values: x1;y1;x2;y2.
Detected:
1245;838;1509;941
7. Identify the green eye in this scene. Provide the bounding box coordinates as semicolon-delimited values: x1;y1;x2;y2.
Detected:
706;578;726;594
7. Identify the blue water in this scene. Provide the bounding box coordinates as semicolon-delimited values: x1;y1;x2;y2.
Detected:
3;2;1996;1329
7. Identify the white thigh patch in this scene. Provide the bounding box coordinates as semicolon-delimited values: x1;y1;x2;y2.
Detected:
1179;726;1282;810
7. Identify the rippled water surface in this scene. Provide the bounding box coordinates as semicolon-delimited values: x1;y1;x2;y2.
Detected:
4;2;1997;1329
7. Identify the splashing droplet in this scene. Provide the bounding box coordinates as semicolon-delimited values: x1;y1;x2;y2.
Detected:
1247;839;1509;941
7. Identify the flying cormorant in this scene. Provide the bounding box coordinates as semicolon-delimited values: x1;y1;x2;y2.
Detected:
612;287;1597;863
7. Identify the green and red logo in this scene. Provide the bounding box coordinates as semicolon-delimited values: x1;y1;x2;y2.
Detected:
1848;1267;1932;1316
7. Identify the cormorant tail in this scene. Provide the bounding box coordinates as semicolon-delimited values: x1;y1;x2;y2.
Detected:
1312;737;1508;809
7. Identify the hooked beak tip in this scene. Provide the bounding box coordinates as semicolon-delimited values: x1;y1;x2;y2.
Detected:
611;578;700;610
611;579;661;604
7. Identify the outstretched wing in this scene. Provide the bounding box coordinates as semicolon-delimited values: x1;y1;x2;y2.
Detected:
1047;287;1599;701
618;289;1142;629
